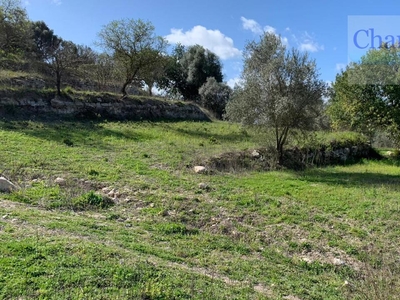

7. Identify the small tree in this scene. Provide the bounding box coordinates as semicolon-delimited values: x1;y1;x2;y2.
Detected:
199;77;231;119
90;53;119;91
46;39;93;95
225;32;325;162
97;19;167;97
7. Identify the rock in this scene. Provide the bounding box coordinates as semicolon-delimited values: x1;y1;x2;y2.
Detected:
54;177;66;186
0;177;18;193
107;189;115;197
251;150;260;158
102;187;111;194
333;258;346;266
194;166;207;174
301;257;313;264
198;182;209;190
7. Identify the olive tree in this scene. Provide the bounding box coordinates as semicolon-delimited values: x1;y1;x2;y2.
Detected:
199;77;231;119
225;32;325;162
97;19;167;97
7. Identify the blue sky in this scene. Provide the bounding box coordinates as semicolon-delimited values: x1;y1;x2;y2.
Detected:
23;0;397;87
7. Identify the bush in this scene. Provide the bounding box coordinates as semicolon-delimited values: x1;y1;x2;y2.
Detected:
72;191;114;210
199;77;231;119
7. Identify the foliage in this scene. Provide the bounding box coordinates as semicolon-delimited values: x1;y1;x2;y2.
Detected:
225;32;326;161
0;0;30;55
45;39;96;95
72;190;114;210
30;20;58;61
199;77;231;119
160;44;223;100
97;18;167;97
327;44;400;148
139;49;168;96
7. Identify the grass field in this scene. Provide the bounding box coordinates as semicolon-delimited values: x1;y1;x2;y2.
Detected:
0;119;399;299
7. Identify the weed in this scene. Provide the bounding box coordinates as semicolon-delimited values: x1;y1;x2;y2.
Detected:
72;191;114;210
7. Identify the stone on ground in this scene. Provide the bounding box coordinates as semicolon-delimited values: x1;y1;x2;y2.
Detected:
0;177;18;193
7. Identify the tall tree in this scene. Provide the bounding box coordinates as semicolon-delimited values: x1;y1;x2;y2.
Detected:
31;20;59;60
225;32;325;162
97;19;167;97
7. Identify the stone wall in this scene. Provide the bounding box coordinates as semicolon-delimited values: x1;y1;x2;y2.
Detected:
205;142;380;172
0;91;210;121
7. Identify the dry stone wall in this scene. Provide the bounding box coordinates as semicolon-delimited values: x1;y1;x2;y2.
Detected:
0;92;210;121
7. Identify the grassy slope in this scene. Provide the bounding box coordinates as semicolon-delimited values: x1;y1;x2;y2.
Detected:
0;119;399;299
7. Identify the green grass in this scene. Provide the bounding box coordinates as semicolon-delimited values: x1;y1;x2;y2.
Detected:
0;119;399;299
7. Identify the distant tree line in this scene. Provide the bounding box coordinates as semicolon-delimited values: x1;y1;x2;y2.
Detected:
0;0;231;118
327;43;400;148
9;0;400;155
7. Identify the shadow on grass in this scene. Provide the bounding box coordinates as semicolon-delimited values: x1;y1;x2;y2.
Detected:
0;119;155;149
296;163;400;190
166;125;249;143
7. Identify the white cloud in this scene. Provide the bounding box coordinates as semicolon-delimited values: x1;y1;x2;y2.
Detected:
264;25;276;34
241;17;263;35
336;63;347;71
226;77;243;88
296;32;324;53
285;27;291;31
241;17;288;46
281;36;289;46
241;17;277;35
165;26;241;60
52;0;62;5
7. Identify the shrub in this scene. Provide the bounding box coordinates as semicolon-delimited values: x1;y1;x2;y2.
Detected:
199;77;231;119
72;191;113;210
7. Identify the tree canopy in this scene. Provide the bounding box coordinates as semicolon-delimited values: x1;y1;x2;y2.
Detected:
199;77;231;119
0;0;30;54
225;32;325;161
97;19;167;97
327;44;400;146
160;44;223;100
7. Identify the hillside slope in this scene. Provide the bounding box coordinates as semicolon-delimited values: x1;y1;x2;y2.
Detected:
0;120;399;299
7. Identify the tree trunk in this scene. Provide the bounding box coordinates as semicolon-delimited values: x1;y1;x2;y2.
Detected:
121;81;129;98
56;71;61;96
276;126;289;165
